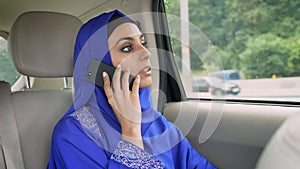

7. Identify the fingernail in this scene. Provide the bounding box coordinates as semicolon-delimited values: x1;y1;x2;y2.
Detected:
103;72;107;78
117;64;121;68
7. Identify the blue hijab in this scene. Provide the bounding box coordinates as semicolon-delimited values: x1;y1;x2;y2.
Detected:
47;10;217;169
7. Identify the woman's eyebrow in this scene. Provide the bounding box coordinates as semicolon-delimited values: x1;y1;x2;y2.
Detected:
115;37;134;45
115;35;144;45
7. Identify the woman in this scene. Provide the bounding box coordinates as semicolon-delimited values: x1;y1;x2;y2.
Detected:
47;10;217;169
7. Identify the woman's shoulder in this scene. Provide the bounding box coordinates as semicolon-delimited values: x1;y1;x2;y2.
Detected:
152;110;174;128
52;106;97;139
69;106;103;137
146;109;182;135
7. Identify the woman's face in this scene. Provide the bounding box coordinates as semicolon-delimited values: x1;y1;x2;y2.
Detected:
108;22;152;88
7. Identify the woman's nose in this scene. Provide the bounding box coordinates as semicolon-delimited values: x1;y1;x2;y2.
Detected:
139;46;151;61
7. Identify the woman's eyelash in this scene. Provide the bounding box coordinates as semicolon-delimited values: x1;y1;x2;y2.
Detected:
121;44;132;52
142;41;147;47
120;41;147;52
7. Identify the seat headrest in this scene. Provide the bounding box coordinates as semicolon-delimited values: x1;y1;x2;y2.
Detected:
8;11;82;77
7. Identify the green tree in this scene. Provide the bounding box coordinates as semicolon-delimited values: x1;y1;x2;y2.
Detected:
0;38;20;85
288;36;300;76
165;0;300;78
239;33;289;78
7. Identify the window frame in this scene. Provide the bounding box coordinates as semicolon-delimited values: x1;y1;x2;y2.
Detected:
152;0;187;112
159;0;300;107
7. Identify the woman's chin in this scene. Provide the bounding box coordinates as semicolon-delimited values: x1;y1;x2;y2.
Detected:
139;76;152;88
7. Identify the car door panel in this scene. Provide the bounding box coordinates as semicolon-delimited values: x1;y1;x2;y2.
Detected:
163;101;298;169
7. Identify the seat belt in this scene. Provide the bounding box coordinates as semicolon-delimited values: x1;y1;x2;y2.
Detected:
0;137;7;169
0;81;25;169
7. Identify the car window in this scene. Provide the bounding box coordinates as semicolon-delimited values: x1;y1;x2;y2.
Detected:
0;36;20;85
164;0;300;101
229;72;240;80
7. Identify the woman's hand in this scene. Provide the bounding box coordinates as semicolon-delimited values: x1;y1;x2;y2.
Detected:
103;64;144;149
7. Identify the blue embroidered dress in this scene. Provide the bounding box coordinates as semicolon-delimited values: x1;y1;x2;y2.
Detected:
47;10;217;169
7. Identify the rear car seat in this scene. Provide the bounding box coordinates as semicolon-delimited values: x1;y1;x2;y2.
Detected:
0;81;24;169
6;11;82;169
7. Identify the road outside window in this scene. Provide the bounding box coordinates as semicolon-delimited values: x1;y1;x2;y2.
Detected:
165;0;300;102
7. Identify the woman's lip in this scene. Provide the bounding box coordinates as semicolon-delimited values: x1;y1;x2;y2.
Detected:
138;67;152;76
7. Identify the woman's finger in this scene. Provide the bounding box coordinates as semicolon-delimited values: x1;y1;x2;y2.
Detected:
112;64;122;92
131;75;140;97
122;68;130;95
103;72;114;104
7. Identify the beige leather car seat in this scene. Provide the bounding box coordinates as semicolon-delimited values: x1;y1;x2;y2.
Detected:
5;11;82;169
255;112;300;169
0;81;24;169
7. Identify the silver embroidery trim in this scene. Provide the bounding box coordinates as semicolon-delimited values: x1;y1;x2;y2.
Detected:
69;106;102;138
111;140;165;169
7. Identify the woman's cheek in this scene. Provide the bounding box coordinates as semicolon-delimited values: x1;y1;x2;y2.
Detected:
120;59;140;75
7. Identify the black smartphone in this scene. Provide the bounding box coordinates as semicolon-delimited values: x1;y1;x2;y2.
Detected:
86;59;135;90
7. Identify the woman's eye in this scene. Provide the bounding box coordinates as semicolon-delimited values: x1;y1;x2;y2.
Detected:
141;41;147;47
121;45;132;53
